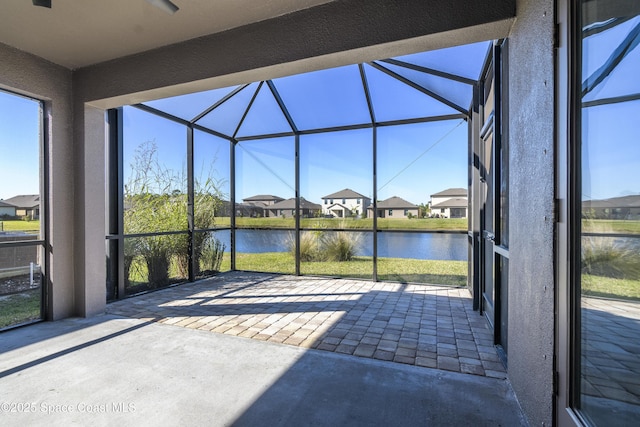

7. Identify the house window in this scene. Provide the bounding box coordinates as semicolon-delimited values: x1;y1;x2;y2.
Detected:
404;209;408;216
324;199;327;204
388;209;393;216
330;199;333;204
342;198;346;204
357;198;361;204
441;208;445;213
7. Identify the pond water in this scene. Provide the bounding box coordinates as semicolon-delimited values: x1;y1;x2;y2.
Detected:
214;229;468;261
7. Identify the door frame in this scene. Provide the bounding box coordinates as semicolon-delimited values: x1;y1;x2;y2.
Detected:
473;40;509;363
0;88;49;330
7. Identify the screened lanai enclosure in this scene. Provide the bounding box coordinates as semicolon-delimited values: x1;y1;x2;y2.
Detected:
106;41;498;301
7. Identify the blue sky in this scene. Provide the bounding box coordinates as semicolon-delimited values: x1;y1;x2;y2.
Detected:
121;34;639;204
121;51;476;207
123;107;468;207
2;35;637;206
581;16;640;201
0;91;40;201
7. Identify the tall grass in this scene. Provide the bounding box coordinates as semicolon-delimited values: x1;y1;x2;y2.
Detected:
294;231;322;261
321;231;362;261
581;236;640;280
288;230;362;262
200;238;226;273
581;234;640;300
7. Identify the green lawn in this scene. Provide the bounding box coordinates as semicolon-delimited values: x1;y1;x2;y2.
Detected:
125;250;467;291
0;290;42;329
8;217;638;233
377;258;468;286
235;252;468;286
223;217;640;233
583;219;640;234
5;217;638;234
225;217;467;231
0;219;40;234
582;274;640;301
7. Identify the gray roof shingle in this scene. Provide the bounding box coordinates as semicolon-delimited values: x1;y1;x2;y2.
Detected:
2;194;40;208
431;197;468;208
242;194;284;202
322;188;369;200
430;188;467;198
372;196;418;209
269;197;321;210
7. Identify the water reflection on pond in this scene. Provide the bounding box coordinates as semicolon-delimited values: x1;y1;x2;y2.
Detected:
221;229;467;261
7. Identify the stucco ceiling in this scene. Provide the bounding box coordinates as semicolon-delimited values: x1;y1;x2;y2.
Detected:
0;0;334;69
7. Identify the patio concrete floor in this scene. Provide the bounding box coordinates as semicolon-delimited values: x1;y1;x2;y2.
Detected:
0;272;528;426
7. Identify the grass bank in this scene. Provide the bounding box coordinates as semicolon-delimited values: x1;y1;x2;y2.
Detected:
235;252;468;286
0;290;41;329
0;219;40;234
228;217;468;231
582;219;640;234
582;275;640;301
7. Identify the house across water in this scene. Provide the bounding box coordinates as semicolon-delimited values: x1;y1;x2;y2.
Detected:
321;189;371;218
368;196;419;219
430;188;468;218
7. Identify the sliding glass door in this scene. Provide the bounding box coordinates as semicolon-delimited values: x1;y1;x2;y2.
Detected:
558;1;640;425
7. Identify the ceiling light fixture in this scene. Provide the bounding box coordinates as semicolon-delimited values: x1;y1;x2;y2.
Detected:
32;0;179;14
145;0;179;14
32;0;52;8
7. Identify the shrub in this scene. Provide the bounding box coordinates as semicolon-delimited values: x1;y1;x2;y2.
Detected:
139;235;172;287
321;231;362;262
582;236;640;280
172;234;191;279
123;140;226;287
287;231;322;261
200;237;226;273
123;238;141;286
288;224;363;263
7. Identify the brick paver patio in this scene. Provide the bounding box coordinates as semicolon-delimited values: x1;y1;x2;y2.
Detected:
581;297;640;407
106;271;506;378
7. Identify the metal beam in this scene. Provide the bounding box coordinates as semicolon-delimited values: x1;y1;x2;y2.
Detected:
582;21;640;98
379;58;477;85
299;122;373;135
191;84;250;123
372;126;378;282
376;114;466;127
235;131;297;142
230;139;236;271
132;103;190;125
582;92;640;108
368;61;469;116
233;82;262;139
359;64;377;124
267;80;299;134
295;134;301;276
191;123;234;141
187;125;195;282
